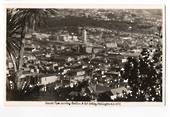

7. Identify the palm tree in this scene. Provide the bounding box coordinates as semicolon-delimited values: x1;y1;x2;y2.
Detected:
7;9;22;72
7;8;57;90
15;9;57;32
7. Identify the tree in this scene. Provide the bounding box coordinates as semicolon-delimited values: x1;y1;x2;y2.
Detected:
121;48;162;101
15;9;57;32
7;8;57;90
7;9;23;72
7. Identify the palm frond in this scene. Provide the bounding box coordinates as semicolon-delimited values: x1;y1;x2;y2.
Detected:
7;8;58;73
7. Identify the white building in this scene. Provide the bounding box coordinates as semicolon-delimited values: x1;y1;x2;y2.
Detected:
41;76;59;85
106;42;117;48
86;47;93;53
76;70;85;76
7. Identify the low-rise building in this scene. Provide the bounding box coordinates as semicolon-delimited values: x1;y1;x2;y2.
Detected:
106;42;117;48
76;70;85;76
41;75;59;85
86;46;93;53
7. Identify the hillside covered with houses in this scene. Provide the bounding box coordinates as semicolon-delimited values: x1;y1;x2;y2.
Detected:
6;9;163;102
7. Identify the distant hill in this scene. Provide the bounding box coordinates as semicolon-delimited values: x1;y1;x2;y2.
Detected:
38;9;162;34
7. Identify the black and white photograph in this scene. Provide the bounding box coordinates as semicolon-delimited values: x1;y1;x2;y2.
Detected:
6;6;164;104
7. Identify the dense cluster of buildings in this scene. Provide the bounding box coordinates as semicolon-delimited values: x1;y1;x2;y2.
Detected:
6;24;162;101
5;29;135;100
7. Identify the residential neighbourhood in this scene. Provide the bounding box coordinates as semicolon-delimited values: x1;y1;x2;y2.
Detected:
6;9;163;102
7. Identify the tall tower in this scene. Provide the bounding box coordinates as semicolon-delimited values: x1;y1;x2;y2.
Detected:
83;29;87;44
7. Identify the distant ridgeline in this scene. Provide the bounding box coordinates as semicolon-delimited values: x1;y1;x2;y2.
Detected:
38;9;162;35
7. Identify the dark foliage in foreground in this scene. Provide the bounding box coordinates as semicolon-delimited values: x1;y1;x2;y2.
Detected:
119;46;162;101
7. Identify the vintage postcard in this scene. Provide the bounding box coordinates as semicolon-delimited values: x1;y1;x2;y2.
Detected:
5;4;165;106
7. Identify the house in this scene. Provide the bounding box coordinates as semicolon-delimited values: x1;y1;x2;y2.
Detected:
45;53;51;58
41;75;59;85
90;84;111;94
121;37;132;40
106;42;117;48
62;69;70;75
27;55;36;60
74;75;85;82
110;87;129;95
7;61;13;69
86;46;93;53
59;35;69;42
67;57;75;62
76;70;85;76
59;34;78;42
72;36;78;41
122;58;127;63
93;47;103;54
